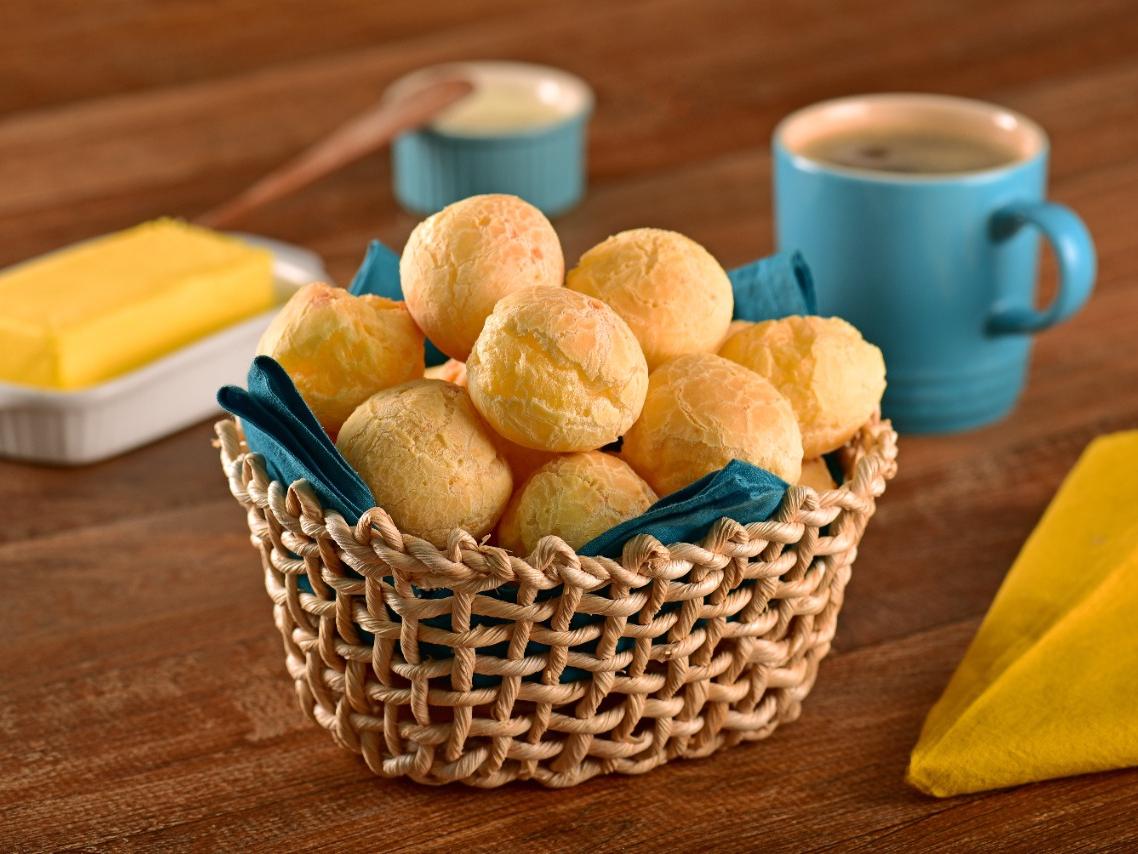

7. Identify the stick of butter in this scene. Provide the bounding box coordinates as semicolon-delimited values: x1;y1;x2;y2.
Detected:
0;219;275;390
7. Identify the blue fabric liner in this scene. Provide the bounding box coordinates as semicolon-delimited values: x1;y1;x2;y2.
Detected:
217;356;374;520
222;249;822;686
348;239;448;366
581;460;788;558
728;249;817;320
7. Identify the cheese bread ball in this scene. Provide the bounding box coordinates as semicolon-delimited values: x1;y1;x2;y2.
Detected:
719;319;754;350
622;353;803;495
467;287;649;452
257;283;424;436
566;228;733;369
719;316;886;457
400;194;564;361
491;432;560;484
423;358;467;386
799;457;838;492
336;380;512;547
498;452;657;555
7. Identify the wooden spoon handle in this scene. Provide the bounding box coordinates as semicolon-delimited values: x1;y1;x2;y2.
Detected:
197;77;473;229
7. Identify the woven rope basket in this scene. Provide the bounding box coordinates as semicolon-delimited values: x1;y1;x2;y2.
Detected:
216;416;897;788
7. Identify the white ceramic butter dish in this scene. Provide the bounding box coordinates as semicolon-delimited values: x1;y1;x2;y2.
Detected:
0;234;326;465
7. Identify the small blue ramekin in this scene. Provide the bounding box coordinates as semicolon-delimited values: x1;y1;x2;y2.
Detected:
388;61;594;217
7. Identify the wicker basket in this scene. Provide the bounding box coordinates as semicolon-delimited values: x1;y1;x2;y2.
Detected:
216;416;897;788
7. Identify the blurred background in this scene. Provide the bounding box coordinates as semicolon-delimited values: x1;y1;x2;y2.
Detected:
6;0;1134;282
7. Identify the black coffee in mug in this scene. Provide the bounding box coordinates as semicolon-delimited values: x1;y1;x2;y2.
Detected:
798;127;1021;174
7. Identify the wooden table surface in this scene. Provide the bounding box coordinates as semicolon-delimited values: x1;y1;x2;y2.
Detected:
4;1;1138;850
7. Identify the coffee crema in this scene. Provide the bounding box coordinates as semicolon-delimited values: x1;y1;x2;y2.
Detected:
797;127;1022;175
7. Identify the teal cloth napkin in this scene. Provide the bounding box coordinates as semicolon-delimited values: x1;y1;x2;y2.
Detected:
217;356;374;519
728;250;817;320
349;240;448;366
582;460;788;558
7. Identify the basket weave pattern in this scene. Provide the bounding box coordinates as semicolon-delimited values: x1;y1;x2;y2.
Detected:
216;417;897;788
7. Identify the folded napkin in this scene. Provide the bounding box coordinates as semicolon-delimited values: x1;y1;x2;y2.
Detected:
348;239;448;366
728;250;817;321
218;356;374;520
908;431;1138;797
582;460;788;558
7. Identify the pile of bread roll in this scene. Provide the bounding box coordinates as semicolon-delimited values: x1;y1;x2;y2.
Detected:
257;194;886;553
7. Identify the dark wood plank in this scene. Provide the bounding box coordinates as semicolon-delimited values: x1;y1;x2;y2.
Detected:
0;0;550;114
2;0;1136;268
0;421;224;545
3;0;1138;850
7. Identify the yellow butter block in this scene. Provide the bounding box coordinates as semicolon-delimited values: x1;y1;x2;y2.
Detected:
0;219;275;389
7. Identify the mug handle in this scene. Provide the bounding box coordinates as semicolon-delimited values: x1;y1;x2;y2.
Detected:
987;200;1096;334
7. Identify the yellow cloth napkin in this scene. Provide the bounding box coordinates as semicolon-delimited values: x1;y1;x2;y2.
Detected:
908;430;1138;797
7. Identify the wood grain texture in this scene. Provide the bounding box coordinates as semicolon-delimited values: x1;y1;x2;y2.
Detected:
2;0;1138;850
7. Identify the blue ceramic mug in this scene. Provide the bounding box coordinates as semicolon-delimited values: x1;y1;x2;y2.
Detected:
774;94;1096;434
